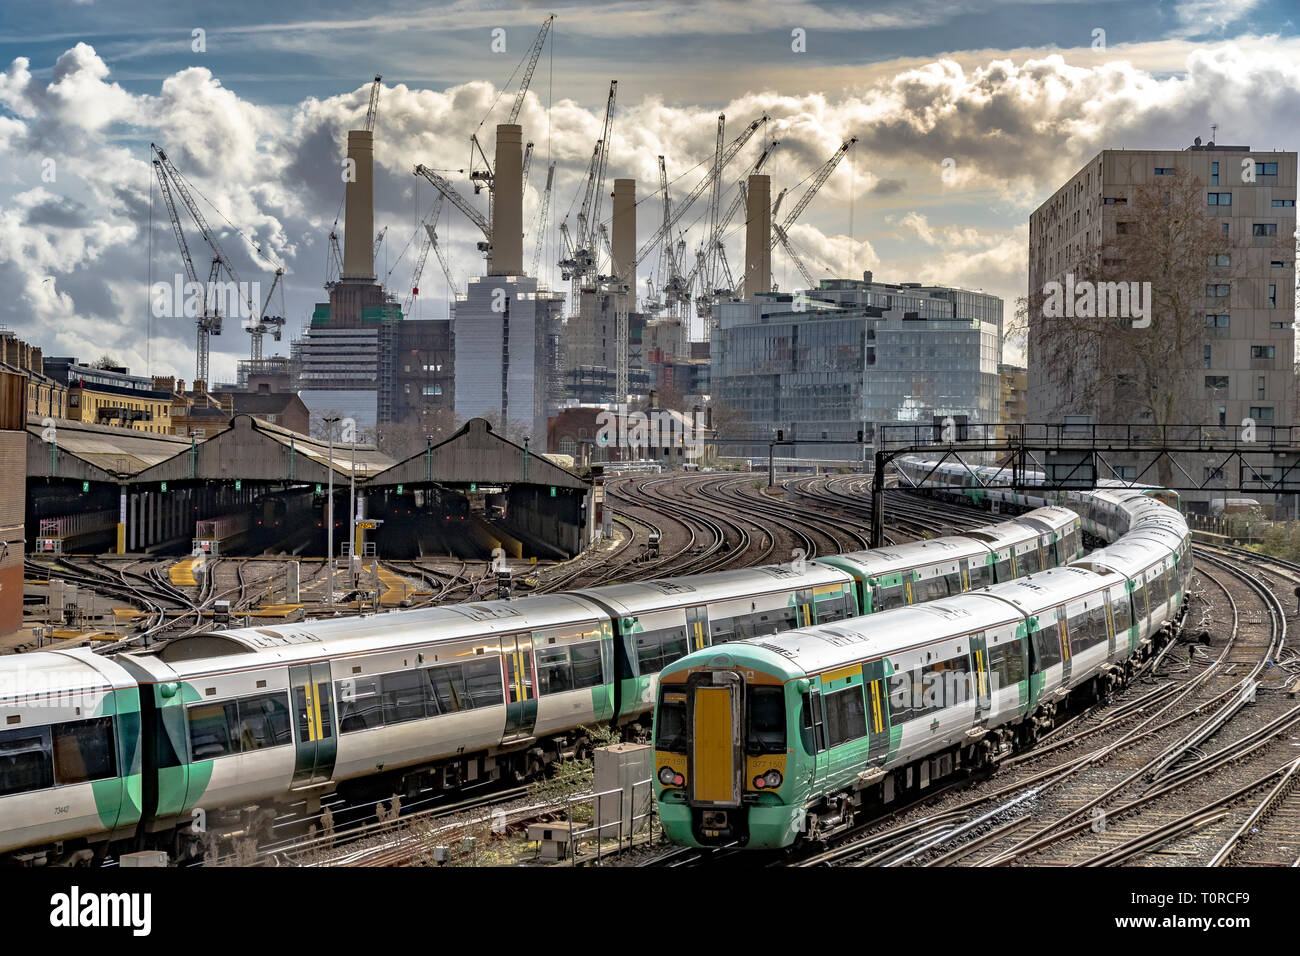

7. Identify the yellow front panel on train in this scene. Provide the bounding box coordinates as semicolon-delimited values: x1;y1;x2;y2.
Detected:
692;686;735;804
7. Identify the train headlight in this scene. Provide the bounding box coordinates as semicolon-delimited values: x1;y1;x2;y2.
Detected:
658;766;684;787
754;770;782;789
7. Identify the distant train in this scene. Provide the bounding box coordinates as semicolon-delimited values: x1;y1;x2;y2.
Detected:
0;493;1097;863
652;458;1190;849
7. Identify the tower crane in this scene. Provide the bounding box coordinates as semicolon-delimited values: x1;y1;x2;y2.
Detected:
364;75;382;131
246;267;286;362
468;16;553;234
530;162;555;278
404;193;447;314
632;114;769;268
413;165;492;260
768;137;857;289
152;143;259;384
562;80;617;308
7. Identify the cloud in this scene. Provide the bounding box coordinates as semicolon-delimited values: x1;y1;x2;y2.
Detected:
0;37;1296;379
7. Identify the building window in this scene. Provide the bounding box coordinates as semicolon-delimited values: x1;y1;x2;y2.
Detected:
1222;222;1230;236
1273;261;1287;268
1251;345;1276;359
1257;162;1279;176
1208;192;1232;205
1268;284;1277;308
1211;161;1219;185
1154;167;1175;175
1218;406;1226;426
422;385;442;396
1250;406;1275;422
1206;283;1230;298
1103;196;1127;205
1116;221;1131;234
1209;254;1230;267
1204;344;1212;368
1258;376;1266;400
1206;314;1230;327
1253;223;1278;236
1205;376;1229;389
1273;199;1296;207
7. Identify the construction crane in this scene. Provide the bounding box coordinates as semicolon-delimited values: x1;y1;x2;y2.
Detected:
686;138;781;313
373;227;387;260
521;142;535;198
468;16;553;236
403;194;447;314
413;164;492;259
364;75;382;131
562;80;617;308
632;114;769;269
530;162;555;278
246;267;286;362
151;143;258;384
508;15;554;124
768;137;857;289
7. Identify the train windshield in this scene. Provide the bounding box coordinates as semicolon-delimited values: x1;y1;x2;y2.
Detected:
746;686;786;755
655;687;687;752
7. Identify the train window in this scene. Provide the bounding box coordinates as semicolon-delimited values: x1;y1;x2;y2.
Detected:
1149;568;1168;607
462;659;505;708
1068;603;1107;656
746;686;787;755
1030;621;1062;671
51;717;117;785
888;668;924;726
380;672;429;725
635;626;690;674
1019;549;1042;575
967;563;989;589
800;692;826;753
236;693;292;750
571;643;604;689
988;639;1026;686
1111;592;1131;635
655;687;687;752
1132;581;1148;622
425;664;466;714
913;574;948;604
0;727;53;795
187;700;240;758
536;646;574;695
709;617;738;644
918;655;969;714
993;556;1013;583
814;590;853;624
823;687;867;748
337;678;382;733
874;581;905;610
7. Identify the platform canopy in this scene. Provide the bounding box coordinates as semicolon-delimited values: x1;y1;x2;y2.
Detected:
26;415;192;481
132;414;394;485
371;417;588;491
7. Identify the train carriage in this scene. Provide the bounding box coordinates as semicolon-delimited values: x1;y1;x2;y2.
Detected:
816;537;994;612
0;649;142;860
574;563;858;731
118;593;617;846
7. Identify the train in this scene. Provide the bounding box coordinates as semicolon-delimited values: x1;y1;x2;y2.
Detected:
651;458;1191;850
0;489;1098;863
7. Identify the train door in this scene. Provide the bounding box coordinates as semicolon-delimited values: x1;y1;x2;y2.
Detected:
795;588;814;626
862;660;891;762
803;686;830;784
290;663;337;786
969;632;991;718
502;633;538;741
686;605;708;651
686;671;743;808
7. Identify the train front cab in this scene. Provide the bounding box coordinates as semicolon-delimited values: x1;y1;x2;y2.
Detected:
654;656;800;850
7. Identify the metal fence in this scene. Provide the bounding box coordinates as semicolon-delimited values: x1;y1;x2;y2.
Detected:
563;779;655;865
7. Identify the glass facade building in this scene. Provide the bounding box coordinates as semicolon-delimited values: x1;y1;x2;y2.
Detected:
710;274;1003;457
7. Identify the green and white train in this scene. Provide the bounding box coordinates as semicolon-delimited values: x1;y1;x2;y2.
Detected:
652;463;1191;849
0;473;1097;864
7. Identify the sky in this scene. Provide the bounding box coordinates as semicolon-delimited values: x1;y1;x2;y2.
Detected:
0;0;1297;381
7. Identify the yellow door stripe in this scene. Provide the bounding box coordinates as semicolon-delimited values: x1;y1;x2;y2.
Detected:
303;683;316;741
312;684;324;740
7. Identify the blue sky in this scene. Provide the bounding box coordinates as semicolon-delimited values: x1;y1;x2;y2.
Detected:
0;0;1296;379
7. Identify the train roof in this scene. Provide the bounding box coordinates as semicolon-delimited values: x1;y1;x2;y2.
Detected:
1020;506;1082;533
572;562;851;617
1071;534;1177;577
960;517;1041;550
975;564;1128;613
0;647;137;707
124;592;607;678
817;536;991;577
669;591;1027;680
